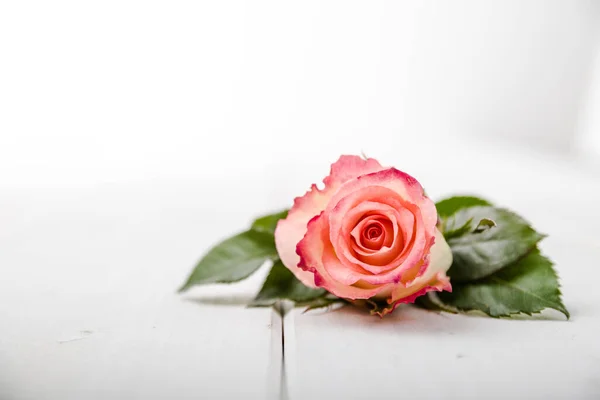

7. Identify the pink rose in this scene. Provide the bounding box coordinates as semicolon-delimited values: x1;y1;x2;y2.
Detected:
275;155;453;316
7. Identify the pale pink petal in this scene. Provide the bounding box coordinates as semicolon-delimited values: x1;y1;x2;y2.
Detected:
323;155;385;189
341;201;404;269
395;207;416;255
321;247;364;285
296;213;393;299
323;203;427;287
328;187;429;282
351;216;390;251
324;169;438;285
327;168;436;235
348;206;399;251
373;272;452;317
329;191;406;267
275;155;385;287
381;229;453;310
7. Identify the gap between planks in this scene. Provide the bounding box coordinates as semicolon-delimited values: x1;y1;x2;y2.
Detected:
268;302;295;400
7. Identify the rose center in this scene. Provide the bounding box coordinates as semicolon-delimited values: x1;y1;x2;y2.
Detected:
353;218;391;252
364;224;383;240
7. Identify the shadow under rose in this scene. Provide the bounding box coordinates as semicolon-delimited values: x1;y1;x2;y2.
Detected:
183;294;569;323
299;303;471;336
299;302;568;337
182;295;255;307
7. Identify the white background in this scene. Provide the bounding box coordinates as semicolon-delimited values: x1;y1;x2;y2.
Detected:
1;1;599;189
1;1;600;400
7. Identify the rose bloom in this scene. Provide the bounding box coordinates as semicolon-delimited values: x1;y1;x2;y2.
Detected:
275;155;453;316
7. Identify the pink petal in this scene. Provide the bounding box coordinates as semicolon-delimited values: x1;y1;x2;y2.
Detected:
327;186;430;283
373;228;453;316
351;216;389;251
374;272;452;317
275;155;385;287
327;168;437;233
296;212;393;299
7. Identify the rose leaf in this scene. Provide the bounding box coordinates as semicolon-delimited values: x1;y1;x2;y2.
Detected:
249;259;327;307
435;196;493;218
438;249;569;319
446;206;544;282
299;296;347;313
414;292;458;314
442;217;474;240
251;209;289;235
178;230;277;292
473;218;496;233
442;217;496;240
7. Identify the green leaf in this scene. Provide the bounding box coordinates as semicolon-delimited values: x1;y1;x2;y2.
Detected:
300;295;346;313
442;217;474;240
438;249;569;319
446;206;544;282
473;218;496;233
442;217;496;239
249;259;326;306
178;230;277;292
436;196;492;218
251;210;289;234
414;292;458;314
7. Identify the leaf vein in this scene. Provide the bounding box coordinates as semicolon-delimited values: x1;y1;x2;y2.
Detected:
489;276;562;310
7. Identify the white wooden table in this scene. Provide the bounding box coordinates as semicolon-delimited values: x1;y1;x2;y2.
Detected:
0;183;281;400
1;139;599;400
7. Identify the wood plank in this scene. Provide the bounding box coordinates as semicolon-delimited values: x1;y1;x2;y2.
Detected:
0;182;280;400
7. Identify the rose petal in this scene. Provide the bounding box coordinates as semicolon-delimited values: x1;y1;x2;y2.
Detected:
328;168;436;234
351;216;389;251
296;212;394;299
341;200;405;266
328;187;430;283
324;168;438;285
275;155;385;287
376;229;453;312
373;272;452;317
